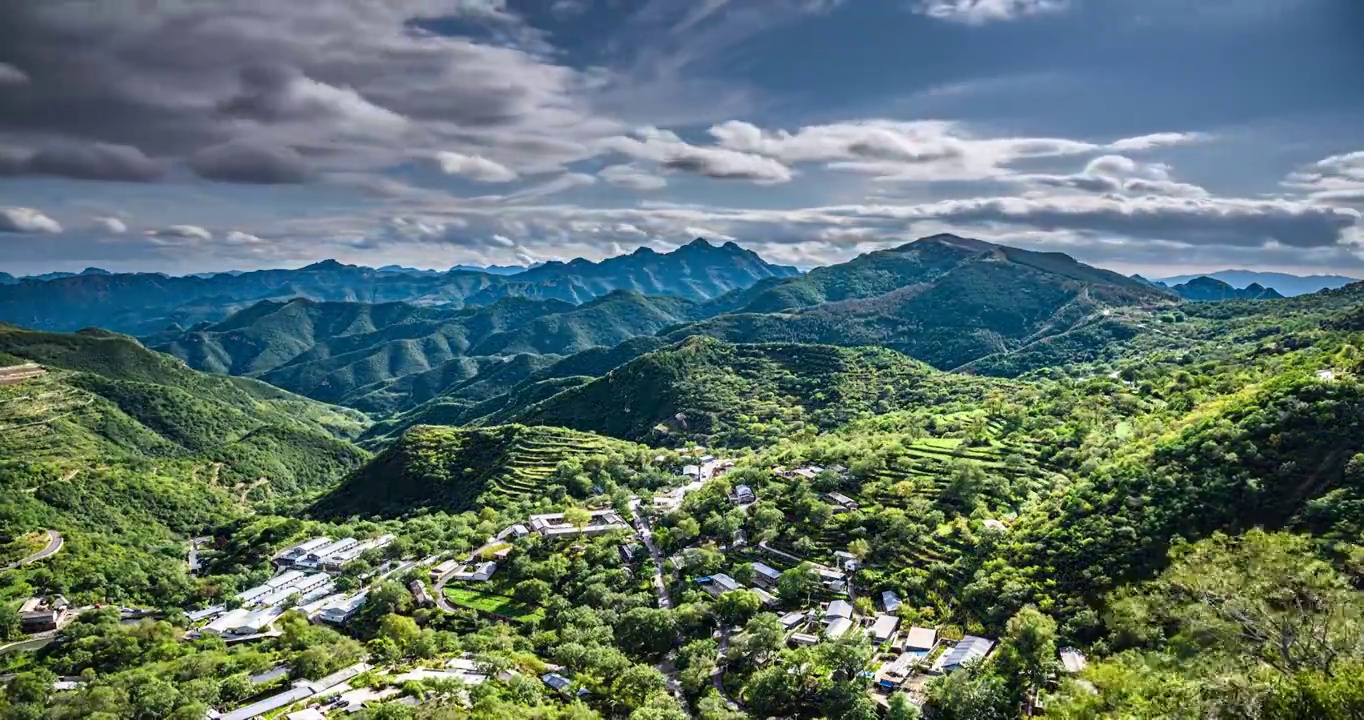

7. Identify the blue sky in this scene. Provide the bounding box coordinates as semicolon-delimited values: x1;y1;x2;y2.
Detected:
0;0;1361;277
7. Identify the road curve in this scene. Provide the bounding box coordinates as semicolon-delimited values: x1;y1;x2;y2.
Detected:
3;530;63;571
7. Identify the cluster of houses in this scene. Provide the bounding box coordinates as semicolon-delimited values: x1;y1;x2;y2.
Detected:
528;509;631;538
274;535;395;571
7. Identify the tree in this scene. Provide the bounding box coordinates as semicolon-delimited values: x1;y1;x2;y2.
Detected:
848;538;871;561
611;664;667;711
564;507;592;534
616;607;678;659
888;692;921;720
515;578;552;605
714;590;761;627
819;632;874;683
0;603;21;641
378;614;421;655
733;613;785;667
993;606;1057;714
6;669;57;706
777;563;818;604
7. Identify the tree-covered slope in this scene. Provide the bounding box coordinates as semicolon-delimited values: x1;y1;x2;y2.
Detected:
492;336;998;446
673;238;1175;371
0;325;370;606
310;424;652;517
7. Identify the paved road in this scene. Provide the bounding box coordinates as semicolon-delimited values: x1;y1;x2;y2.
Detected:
627;499;671;609
711;627;740;709
3;530;63;571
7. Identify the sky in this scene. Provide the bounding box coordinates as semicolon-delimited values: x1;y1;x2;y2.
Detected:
1;0;1363;277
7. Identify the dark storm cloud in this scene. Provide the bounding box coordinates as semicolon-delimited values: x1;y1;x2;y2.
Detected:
189;141;315;184
0;142;164;182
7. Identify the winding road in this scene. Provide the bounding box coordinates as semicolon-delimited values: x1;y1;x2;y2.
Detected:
627;498;671;609
3;530;63;571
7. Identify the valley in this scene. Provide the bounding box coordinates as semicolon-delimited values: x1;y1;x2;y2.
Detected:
1;237;1363;720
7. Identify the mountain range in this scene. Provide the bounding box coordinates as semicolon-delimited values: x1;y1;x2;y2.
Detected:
1162;276;1284;301
0;239;798;335
1155;269;1358;297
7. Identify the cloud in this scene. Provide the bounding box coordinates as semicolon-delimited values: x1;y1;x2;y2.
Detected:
219;64;407;139
189;141;314;184
148;225;213;242
502;173;598;202
914;0;1069;24
599;164;668;190
92;217;128;234
0;142;163;182
0;62;28;85
1107;132;1208;152
433;152;519;182
1284;151;1364;204
603;128;793;183
1021;154;1211;198
225;231;266;245
0;208;62;234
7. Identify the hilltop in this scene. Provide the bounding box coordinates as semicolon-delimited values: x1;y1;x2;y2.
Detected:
311;424;652;518
672;235;1175;370
491;336;1000;446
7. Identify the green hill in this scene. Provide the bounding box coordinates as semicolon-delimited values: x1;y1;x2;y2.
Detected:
674;235;1174;371
0;324;370;606
311;424;651;518
492;336;999;446
156;292;711;414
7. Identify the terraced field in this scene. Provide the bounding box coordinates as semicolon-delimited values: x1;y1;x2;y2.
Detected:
313;424;652;517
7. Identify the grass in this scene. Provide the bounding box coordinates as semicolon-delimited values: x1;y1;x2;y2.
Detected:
443;586;545;623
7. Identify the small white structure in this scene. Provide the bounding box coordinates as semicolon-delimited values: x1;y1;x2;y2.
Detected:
935;636;995;673
779;611;807;630
1060;648;1088;674
826;492;858;512
881;590;902;613
790;632;820;647
316;592;368;625
825;617;854;640
450;561;497;582
277;537;330;564
699;573;742;598
733;485;755;504
869;614;900;644
431;559;460;579
904;626;937;652
824;600;853;623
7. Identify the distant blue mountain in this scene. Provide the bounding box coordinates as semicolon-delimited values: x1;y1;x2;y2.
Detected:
1156;270;1359;297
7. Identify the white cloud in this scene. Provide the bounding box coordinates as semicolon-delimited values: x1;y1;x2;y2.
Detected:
225;231;265;245
602;128;793;183
599;164;668;190
0;207;62;234
915;0;1068;24
92;216;128;234
0;62;28;85
1107;132;1208;152
433;152;520;183
1284;151;1364;204
502;173;597;202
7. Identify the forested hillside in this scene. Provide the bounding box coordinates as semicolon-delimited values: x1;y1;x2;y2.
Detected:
0;325;368;606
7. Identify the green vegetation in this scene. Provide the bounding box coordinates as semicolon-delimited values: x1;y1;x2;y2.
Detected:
442;587;545;623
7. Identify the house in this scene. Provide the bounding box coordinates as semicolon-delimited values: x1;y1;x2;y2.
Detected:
541;673;574;696
825;617;854;640
869;614;900;644
878;652;920;689
1060;648;1088;674
751;562;781;588
789;632;820;647
266;570;306;589
497;524;530;541
935;636;995;673
824;599;853;623
732;529;747;548
618;544;640;563
277;537;330;564
751;588;779;607
815;567;847;593
528;510;630;538
218;686;315;720
186;605;226;623
451;561;498;582
322;535;395;570
431;559;460;579
825;492;858;512
733;485;755;504
408;580;433;608
779;611;807;631
681;465;701;479
698;574;742;598
300;538;359;568
881;590;902;614
205;606;285;637
904;626;937;652
833;550;858;572
316;592;368;625
18;596;69;633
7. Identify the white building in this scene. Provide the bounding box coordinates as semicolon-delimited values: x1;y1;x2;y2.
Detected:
935;636;995;673
451;561;497;582
904;626;937;652
277;537;330;563
528;510;630;538
431;559;460;579
825;617;854;640
316;592;368;625
779;611;807;630
881;590;902;614
824;600;853;623
869;614;900;644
